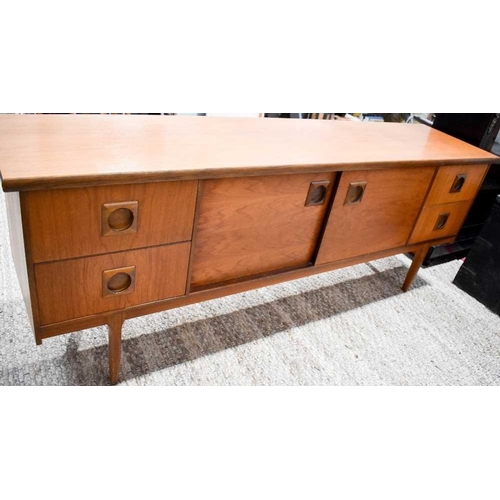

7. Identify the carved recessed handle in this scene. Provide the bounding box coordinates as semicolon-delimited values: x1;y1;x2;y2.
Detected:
450;174;467;194
434;213;450;231
305;181;330;206
102;201;138;236
103;266;136;297
344;182;367;205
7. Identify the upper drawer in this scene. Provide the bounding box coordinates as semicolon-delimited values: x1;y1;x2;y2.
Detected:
425;164;488;206
23;181;198;263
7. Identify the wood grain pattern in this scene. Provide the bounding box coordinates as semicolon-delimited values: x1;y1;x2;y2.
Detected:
108;314;124;385
425;164;489;206
2;114;493;384
35;242;191;325
190;172;336;288
102;266;136;297
402;244;432;292
408;201;472;244
24;181;197;263
101;201;138;236
38;236;456;341
316;167;435;264
0;115;497;192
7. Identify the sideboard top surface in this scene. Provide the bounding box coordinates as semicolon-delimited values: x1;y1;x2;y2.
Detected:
0;115;497;191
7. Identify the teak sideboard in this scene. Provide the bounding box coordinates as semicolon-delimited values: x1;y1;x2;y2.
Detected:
1;115;498;384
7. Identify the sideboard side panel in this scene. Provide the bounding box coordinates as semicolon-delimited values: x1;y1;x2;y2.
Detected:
4;192;35;331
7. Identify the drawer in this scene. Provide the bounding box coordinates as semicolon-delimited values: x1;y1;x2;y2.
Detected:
425;164;488;206
24;181;198;263
408;201;471;244
35;242;191;325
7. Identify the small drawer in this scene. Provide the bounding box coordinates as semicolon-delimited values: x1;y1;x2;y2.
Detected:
425;164;488;206
34;242;191;325
408;201;472;244
24;181;198;263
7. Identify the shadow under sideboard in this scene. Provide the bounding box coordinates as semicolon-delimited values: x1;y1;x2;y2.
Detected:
7;264;427;385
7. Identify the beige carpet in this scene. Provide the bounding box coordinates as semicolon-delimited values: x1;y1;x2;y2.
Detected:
1;190;500;385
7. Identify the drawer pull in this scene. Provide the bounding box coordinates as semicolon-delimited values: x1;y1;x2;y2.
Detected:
109;208;134;231
103;266;136;297
305;180;330;206
450;174;467;193
434;213;450;231
102;201;139;236
345;182;367;205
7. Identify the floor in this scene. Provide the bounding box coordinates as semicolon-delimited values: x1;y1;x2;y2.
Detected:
1;191;500;386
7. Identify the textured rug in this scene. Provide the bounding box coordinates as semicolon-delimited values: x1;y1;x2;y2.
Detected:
1;190;500;386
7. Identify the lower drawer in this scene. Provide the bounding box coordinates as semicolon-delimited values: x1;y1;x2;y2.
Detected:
408;201;472;244
35;243;191;325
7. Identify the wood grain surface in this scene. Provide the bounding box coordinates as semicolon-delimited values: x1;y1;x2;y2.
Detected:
316;167;435;264
0;115;496;192
23;180;197;263
402;244;432;292
35;242;191;325
408;200;472;244
108;313;124;385
191;172;336;287
424;164;489;206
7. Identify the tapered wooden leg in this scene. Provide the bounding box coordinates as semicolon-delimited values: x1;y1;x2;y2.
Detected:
108;314;124;385
402;244;430;292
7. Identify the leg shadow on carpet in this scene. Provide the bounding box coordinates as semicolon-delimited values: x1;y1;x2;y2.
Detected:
11;264;429;385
